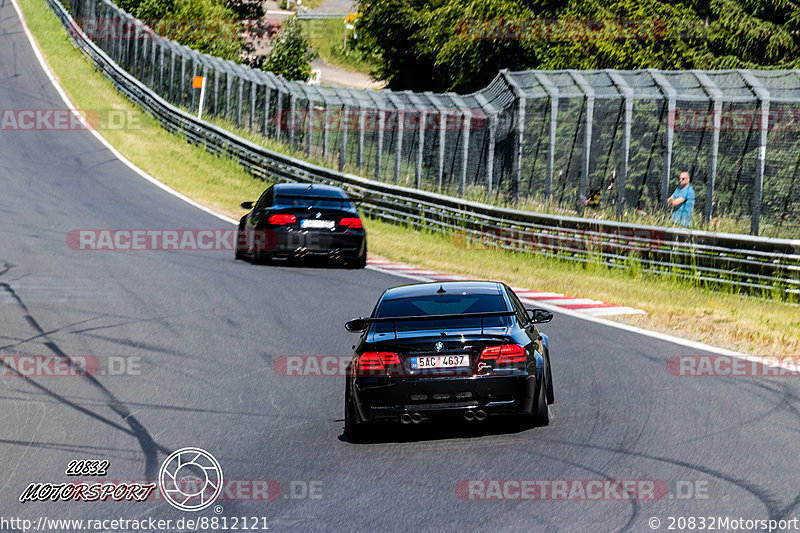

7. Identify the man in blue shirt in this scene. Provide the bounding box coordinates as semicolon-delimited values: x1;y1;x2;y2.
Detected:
668;171;695;227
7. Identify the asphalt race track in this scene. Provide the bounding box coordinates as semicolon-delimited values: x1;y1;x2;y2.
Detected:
2;3;800;532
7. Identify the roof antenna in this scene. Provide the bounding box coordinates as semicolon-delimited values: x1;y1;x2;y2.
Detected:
436;285;446;294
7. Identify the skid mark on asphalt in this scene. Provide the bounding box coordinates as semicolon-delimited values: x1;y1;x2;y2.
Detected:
0;274;170;479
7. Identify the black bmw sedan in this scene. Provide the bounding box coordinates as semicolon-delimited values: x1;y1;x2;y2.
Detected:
236;183;367;267
344;281;554;440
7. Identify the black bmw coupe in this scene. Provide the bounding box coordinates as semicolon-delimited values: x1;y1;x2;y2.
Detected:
236;183;367;267
344;281;554;440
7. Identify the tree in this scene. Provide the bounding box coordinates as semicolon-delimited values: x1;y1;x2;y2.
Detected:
225;0;265;19
263;17;317;81
356;0;800;93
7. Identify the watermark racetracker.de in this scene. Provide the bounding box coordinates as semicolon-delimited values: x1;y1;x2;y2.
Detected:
0;355;143;377
1;109;141;131
456;479;710;501
667;355;800;377
66;229;284;252
455;18;718;41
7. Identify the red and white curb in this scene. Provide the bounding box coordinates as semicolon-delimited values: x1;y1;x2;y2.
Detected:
366;258;645;317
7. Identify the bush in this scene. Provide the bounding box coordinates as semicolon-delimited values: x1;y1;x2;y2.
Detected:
263;17;316;81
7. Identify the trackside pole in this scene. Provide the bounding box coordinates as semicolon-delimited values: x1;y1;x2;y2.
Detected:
193;76;206;120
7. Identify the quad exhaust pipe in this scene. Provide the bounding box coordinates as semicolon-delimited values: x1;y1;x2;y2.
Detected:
400;413;412;425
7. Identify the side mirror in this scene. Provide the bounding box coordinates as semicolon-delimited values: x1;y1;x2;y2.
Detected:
241;201;254;210
345;318;368;333
526;308;553;324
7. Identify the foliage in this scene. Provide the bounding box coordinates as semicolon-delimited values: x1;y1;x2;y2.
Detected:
356;0;800;92
263;17;317;81
225;0;264;19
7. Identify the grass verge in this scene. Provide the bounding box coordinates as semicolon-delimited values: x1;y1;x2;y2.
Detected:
301;19;379;77
18;0;800;356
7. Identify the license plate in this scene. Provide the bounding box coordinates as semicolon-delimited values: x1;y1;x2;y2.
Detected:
301;219;334;229
410;355;469;369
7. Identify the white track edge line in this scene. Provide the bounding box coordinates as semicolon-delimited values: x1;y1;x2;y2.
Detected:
15;0;744;358
367;265;745;356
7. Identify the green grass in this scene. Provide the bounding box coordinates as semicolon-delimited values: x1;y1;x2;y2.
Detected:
19;0;800;356
301;19;380;77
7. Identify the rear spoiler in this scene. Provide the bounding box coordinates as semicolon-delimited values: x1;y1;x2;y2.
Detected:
344;310;515;333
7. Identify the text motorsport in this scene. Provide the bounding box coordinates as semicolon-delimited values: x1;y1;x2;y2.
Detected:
19;482;156;503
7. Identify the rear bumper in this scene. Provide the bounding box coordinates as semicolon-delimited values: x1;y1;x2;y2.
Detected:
352;373;537;423
264;228;365;258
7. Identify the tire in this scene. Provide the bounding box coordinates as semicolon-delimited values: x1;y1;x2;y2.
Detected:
346;250;367;269
253;250;272;265
234;220;247;261
533;372;550;426
545;350;554;405
344;385;367;442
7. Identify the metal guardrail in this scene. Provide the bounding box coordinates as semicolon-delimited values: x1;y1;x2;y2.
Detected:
46;0;800;295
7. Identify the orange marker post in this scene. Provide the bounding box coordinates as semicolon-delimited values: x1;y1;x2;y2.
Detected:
193;76;206;119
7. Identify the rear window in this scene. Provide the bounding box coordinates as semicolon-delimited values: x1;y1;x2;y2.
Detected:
274;194;355;210
374;293;509;332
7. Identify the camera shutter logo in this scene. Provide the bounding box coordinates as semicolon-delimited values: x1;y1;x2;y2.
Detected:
159;447;223;511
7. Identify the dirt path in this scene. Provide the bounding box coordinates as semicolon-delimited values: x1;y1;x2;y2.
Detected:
310;57;385;90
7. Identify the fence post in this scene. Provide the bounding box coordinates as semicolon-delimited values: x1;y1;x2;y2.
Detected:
225;69;233;120
339;103;348;171
114;11;123;63
180;55;187;107
366;91;384;180
568;70;594;213
237;76;244;128
502;71;527;204
288;92;296;148
263;84;272;137
693;70;723;225
276;88;284;142
191;58;197;111
475;94;497;196
424;92;446;190
607;71;633;216
407;91;427;190
387;93;404;183
532;73;559;202
149;29;156;87
738;69;770;236
451;94;472;197
250;78;257;132
648;70;676;210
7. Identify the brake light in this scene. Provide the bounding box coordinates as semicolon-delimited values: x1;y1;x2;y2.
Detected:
357;352;400;376
339;217;363;229
268;214;296;225
479;344;526;364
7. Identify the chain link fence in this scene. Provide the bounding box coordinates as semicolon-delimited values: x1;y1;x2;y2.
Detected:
67;0;800;237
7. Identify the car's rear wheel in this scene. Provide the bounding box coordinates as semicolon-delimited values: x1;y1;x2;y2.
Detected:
234;220;247;261
533;372;550;425
545;351;554;404
253;250;272;265
344;385;367;442
345;249;367;269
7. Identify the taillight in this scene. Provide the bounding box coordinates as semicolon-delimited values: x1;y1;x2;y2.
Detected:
479;344;526;365
339;217;363;229
268;214;296;225
357;352;400;376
